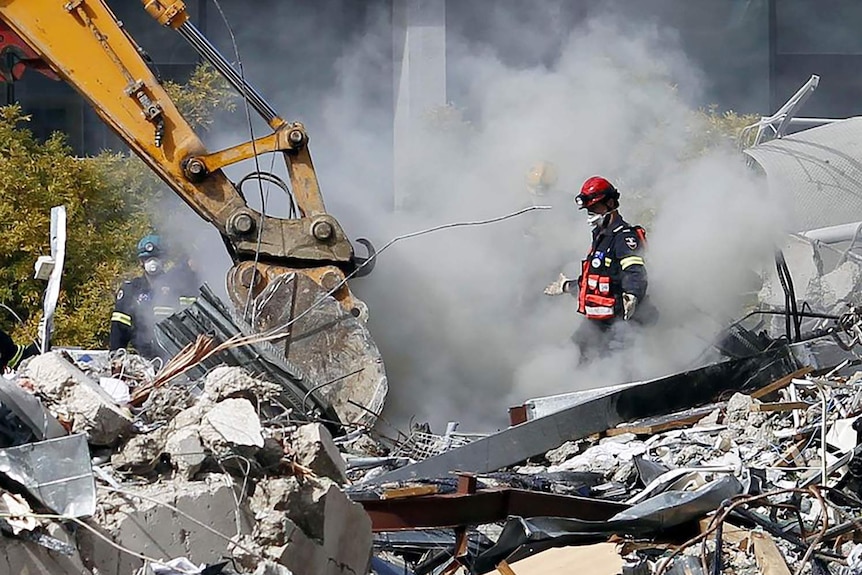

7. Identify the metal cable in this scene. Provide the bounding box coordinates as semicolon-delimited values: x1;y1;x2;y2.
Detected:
151;205;552;389
206;0;270;320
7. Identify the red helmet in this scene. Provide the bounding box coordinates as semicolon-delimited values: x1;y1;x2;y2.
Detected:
575;176;619;209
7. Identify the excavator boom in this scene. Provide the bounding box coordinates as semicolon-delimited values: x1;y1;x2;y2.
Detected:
0;0;386;427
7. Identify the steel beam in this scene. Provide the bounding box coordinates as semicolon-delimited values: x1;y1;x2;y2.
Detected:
360;488;629;532
372;347;798;483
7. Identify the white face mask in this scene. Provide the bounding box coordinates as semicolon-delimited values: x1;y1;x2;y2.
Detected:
143;258;163;276
586;212;604;228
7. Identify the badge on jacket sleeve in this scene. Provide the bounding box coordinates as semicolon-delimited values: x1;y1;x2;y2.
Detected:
625;236;638;250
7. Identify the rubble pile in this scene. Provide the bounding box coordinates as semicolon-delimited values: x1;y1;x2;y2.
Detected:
0;350;372;575
351;364;862;575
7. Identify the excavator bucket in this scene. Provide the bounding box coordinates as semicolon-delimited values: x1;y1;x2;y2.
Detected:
246;272;387;428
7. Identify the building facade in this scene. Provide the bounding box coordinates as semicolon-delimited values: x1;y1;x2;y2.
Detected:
6;0;862;156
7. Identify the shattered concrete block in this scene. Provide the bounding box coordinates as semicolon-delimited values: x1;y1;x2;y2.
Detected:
266;517;327;574
78;474;253;575
202;398;264;449
293;423;348;484
0;521;93;575
818;260;862;311
320;483;373;575
204;366;281;403
169;403;207;431
252;476;333;540
111;427;168;474
259;490;372;575
759;236;821;308
164;426;206;479
26;352;132;445
725;393;767;430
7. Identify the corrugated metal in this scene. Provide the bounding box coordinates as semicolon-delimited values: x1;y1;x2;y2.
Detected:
154;284;343;428
744;117;862;232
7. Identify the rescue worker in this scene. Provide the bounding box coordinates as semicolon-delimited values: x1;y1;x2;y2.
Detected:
525;161;559;202
543;176;655;360
109;234;200;359
0;330;37;371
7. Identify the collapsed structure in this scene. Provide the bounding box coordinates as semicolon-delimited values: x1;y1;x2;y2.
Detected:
3;3;862;575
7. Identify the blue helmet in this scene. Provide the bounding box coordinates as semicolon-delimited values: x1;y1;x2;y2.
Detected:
136;234;163;259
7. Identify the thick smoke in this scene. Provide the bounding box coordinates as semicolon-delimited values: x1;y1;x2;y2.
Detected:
313;6;783;431
152;3;785;432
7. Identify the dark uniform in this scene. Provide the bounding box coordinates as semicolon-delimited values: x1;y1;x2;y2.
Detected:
109;265;199;358
0;330;37;371
567;215;656;359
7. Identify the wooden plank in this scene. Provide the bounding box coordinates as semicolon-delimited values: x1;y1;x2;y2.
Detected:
776;438;808;468
605;405;719;437
698;518;750;551
751;531;792;575
381;485;439;500
751;366;813;400
496;561;518;575
750;401;810;413
493;544;623;575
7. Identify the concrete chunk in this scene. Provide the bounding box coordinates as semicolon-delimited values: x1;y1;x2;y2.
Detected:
293;423;348;484
251;476;333;540
203;398;264;448
78;475;253;575
0;521;92;575
164;426;206;480
26;352;132;445
320;484;373;575
110;427;168;474
204;366;281;403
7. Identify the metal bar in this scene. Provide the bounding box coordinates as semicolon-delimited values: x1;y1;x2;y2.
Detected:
177;21;279;125
360;489;628;532
371;347;798;483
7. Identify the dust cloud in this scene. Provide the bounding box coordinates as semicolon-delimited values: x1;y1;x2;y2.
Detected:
154;2;785;432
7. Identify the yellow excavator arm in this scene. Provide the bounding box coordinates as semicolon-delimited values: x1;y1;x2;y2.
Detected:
0;0;387;427
0;0;373;313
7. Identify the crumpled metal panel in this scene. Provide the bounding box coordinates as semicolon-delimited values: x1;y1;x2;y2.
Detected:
744;117;862;232
155;284;342;427
0;433;95;517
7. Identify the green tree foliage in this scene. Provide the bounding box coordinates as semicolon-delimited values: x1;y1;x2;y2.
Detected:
0;63;234;347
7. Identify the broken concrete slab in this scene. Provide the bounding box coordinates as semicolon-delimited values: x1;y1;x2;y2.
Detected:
250;473;371;573
264;517;328;574
252;476;333;540
293;423;348;484
78;474;253;575
320;483;373;575
203;366;281;403
253;482;372;575
202;398;264;449
110;427;168;474
164;426;206;480
25;352;132;446
0;521;92;575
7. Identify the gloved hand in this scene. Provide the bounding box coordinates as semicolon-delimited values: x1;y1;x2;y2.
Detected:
622;293;638;321
544;273;571;296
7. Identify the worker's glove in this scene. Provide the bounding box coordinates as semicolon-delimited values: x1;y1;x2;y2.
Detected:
622;293;638;321
544;273;571;296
